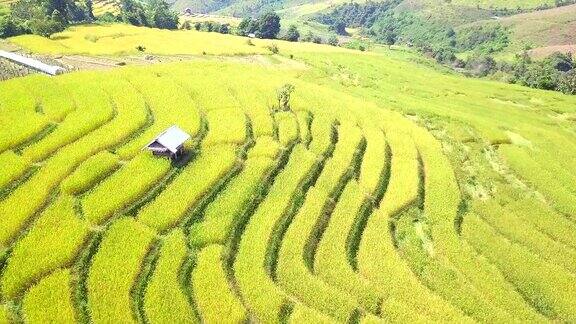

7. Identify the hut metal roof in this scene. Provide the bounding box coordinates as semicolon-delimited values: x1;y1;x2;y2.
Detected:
146;125;191;153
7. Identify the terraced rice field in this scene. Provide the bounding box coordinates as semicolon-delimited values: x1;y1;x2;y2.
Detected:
1;25;576;323
8;24;350;56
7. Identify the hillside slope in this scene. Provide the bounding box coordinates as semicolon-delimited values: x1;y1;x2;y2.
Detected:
177;0;561;16
471;4;576;57
1;24;576;323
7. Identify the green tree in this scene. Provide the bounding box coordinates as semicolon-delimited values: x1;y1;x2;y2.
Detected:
120;0;147;26
276;84;295;111
85;0;95;21
330;20;347;35
328;35;338;46
557;70;576;95
284;24;299;42
237;17;254;36
28;17;65;36
146;0;178;29
255;11;280;39
218;23;229;34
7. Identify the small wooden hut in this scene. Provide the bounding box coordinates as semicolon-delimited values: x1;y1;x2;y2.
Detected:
145;125;191;160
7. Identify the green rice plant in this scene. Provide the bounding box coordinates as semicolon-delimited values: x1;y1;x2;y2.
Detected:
462;213;576;321
61;151;119;195
247;136;281;159
233;144;317;323
314;124;363;195
164;65;243;112
499;145;576;217
308;114;334;157
21;268;76;324
288;304;334;324
378;298;430;323
410;125;543;322
358;210;470;322
87;218;156;324
115;71;202;158
0;75;148;249
358;125;387;197
249;113;276;138
22;78;115;162
204;109;247;146
0;151;30;189
0;305;9;324
277;187;358;322
356;125;468;321
505;198;576;250
296;111;311;145
377;129;419;217
23;75;76;122
223;73;277;137
189;157;275;246
166;65;275;138
144;230;197;323
1;196;90;300
0;78;49;153
83;153;171;225
530;148;576;194
275;112;300;147
192;244;246;324
475;200;576;274
138;145;238;232
314;181;381;313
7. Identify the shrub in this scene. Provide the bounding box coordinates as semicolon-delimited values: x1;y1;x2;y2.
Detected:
328;35;338;46
267;43;279;54
284;24;300;42
275;84;295;112
557;70;576;95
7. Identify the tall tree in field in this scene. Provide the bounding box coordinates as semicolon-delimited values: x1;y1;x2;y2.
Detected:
256;11;280;39
120;0;147;26
284;24;299;42
146;0;178;29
